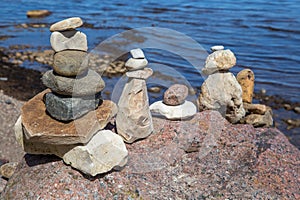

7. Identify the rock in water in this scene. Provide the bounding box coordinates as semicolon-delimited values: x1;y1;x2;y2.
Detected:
53;50;88;76
202;49;236;75
50;17;83;32
26;10;51;18
198;72;245;123
163;84;189;106
150;100;197;120
21;90;118;145
42;70;105;96
63;130;128;176
237;69;255;103
116;78;153;143
50;30;88;52
44;92;102;121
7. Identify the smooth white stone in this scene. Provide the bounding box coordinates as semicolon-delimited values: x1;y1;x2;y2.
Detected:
130;48;145;59
150;100;197;120
125;58;148;71
50;17;83;32
50;30;88;52
63;130;128;176
210;45;224;52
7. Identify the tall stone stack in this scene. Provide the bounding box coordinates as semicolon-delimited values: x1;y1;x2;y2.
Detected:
42;17;105;121
116;48;154;143
198;47;245;123
14;17;128;176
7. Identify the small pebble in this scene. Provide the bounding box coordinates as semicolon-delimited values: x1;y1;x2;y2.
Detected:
148;87;161;93
5;99;12;104
283;104;292;110
210;45;224;52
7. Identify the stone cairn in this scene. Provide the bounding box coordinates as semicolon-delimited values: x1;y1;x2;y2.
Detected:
198;45;245;123
150;84;197;120
14;17;128;176
116;48;154;143
199;45;273;126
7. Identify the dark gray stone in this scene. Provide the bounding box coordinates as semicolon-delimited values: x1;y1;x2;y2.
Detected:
44;92;102;121
42;69;105;96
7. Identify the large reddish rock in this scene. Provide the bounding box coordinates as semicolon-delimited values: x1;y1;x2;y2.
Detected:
2;111;299;199
21;90;118;145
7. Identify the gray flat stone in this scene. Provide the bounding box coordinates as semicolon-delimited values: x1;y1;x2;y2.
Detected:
44;92;102;121
42;69;105;96
50;17;83;32
53;50;88;76
50;30;87;52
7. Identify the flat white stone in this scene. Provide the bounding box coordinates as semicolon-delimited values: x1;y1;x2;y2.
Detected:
150;100;197;120
125;67;153;79
50;30;88;52
63;130;128;176
130;48;145;59
125;58;148;71
50;17;83;32
210;45;224;52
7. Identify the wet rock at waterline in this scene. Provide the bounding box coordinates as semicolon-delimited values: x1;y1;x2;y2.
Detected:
198;72;245;123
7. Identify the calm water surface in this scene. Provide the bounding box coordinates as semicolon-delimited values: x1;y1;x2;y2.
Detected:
0;0;299;102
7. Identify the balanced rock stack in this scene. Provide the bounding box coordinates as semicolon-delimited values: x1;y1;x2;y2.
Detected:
116;48;153;143
43;17;105;121
150;84;197;120
14;17;128;176
237;69;273;127
198;46;245;123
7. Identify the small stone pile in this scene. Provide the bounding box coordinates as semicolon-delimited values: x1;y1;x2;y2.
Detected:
198;46;245;123
116;48;154;143
14;17;128;176
150;84;197;120
237;69;273;127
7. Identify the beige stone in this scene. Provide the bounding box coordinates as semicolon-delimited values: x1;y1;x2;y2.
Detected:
26;10;51;18
50;17;83;32
237;69;255;103
198;72;245;123
202;49;236;75
116;78;153;143
63;130;128;176
50;30;87;52
21;90;118;145
243;107;273;127
243;103;267;115
0;162;18;179
125;67;153;79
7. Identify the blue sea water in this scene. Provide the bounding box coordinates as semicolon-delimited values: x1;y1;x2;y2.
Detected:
0;0;299;102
